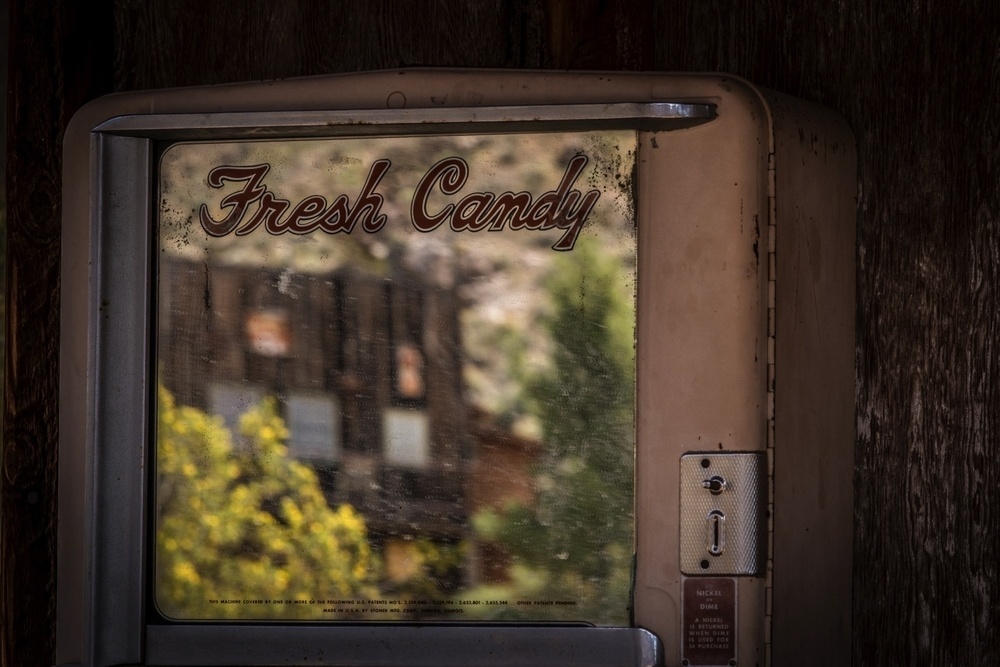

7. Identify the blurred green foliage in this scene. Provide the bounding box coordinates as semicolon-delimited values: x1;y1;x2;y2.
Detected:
382;537;469;601
471;238;636;625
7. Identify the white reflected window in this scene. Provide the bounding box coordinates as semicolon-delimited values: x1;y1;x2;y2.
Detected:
382;408;430;469
286;392;341;461
207;382;265;446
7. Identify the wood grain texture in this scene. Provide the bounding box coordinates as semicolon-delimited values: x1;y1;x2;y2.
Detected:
5;0;998;664
3;1;112;665
543;0;653;70
113;0;549;89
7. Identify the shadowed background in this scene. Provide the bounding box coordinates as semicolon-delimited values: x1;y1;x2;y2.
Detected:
5;1;998;664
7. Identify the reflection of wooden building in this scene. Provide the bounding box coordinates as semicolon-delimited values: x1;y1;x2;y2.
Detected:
159;257;470;549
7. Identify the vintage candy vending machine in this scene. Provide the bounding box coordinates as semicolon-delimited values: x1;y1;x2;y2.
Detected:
59;70;855;667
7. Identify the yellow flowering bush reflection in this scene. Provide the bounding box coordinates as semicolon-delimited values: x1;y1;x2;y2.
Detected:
155;386;378;619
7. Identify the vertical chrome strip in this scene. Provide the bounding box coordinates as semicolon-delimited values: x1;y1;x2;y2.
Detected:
86;133;151;666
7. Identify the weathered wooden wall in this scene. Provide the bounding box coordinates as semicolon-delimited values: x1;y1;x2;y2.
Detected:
3;2;113;665
5;0;998;664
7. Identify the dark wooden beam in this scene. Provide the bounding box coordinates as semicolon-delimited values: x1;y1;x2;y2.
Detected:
2;1;113;665
544;0;654;70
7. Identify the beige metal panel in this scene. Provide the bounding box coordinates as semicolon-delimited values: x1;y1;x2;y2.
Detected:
61;70;855;666
766;90;857;666
633;76;771;666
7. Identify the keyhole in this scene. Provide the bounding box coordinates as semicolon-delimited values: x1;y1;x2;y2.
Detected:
702;475;727;494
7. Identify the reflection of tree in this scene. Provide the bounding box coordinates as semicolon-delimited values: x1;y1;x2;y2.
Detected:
471;239;635;625
155;385;378;619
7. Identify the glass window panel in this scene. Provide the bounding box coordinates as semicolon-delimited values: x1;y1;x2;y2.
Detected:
382;408;430;470
207;382;264;450
286;392;341;461
155;130;637;625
